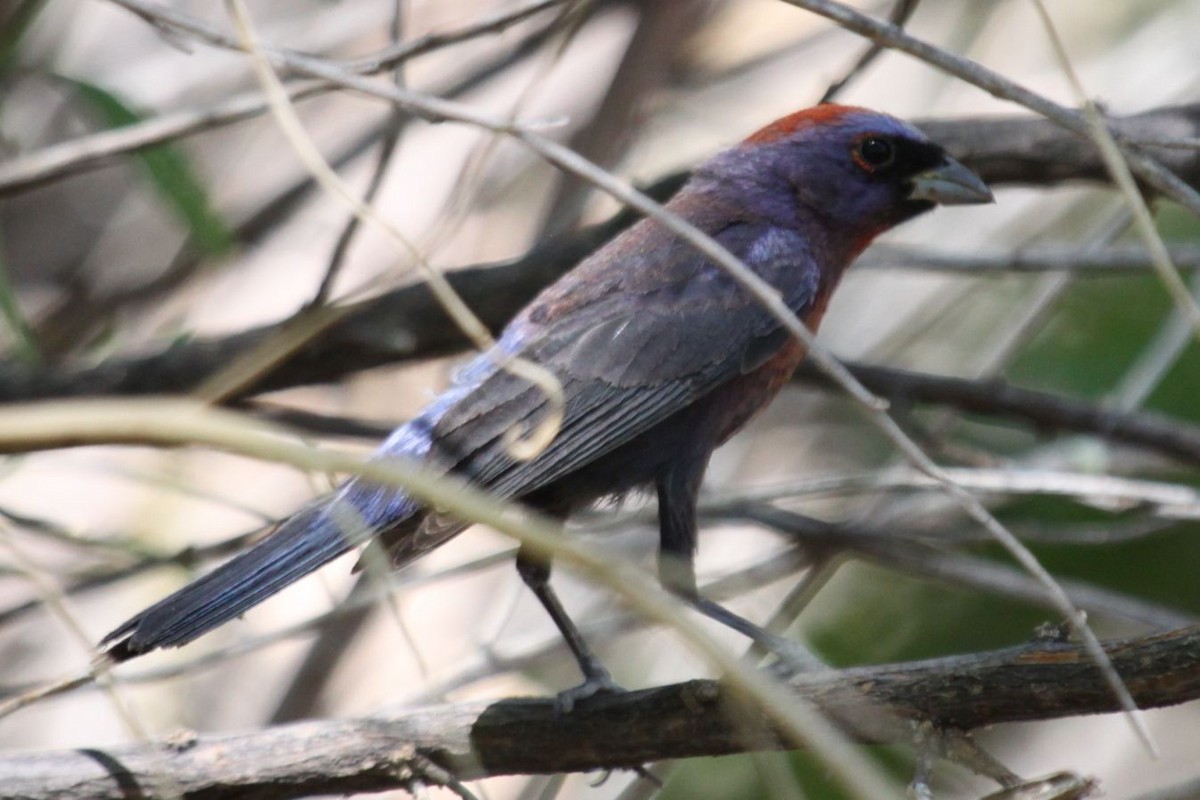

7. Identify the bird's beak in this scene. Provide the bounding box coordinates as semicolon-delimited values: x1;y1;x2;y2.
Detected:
908;156;993;205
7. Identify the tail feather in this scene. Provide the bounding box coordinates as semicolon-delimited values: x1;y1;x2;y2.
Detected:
102;497;392;661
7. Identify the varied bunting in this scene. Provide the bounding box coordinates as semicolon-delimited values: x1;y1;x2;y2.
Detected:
104;105;992;706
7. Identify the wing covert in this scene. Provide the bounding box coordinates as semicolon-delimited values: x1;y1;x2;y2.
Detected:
426;229;821;498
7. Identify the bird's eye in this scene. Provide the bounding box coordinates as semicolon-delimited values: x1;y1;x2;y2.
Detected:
856;136;895;169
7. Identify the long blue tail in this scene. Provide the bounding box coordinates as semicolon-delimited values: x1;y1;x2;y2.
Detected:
101;373;474;662
102;493;414;661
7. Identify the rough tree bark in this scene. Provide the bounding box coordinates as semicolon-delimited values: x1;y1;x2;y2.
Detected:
3;625;1198;799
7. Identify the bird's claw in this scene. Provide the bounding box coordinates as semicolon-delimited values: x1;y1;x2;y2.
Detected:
755;629;827;676
554;671;625;714
977;772;1097;800
908;723;1080;800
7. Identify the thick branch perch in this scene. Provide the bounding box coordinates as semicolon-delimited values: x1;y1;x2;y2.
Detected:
4;625;1199;799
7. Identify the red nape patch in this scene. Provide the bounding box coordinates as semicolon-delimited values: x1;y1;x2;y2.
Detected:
743;104;870;144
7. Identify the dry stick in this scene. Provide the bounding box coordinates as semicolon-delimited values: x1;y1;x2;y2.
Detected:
272;1;422;725
722;507;1195;632
1130;136;1200;151
778;0;1200;217
337;0;570;75
28;488;1185;700
912;203;1134;447
266;575;376;724
45;12;573;367
793;360;1200;469
239;402;396;438
109;0;1157;761
1110;268;1200;411
99;545;798;693
309;109;403;306
860;244;1200;275
110;0;879;397
311;0;408;307
700;468;1200;522
819;0;921;103
6;6;570;368
6;515;1184;707
0;0;568;194
0;503;157;557
57;551;522;692
4;624;1200;800
0;81;328;194
0;539;189;800
0;524;263;631
223;0;566;459
10;239;1200;401
0;536;146;732
1028;0;1200;343
193;305;353;403
538;0;708;235
414;551;813;706
0;397;903;800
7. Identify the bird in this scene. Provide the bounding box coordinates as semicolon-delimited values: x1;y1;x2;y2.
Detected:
102;104;992;708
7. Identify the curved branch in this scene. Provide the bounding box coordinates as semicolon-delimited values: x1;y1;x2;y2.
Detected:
4;625;1199;799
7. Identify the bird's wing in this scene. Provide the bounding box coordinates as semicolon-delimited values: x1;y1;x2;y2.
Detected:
422;223;821;499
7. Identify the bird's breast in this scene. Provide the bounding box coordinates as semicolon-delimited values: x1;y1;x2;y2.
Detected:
709;286;836;446
710;336;807;446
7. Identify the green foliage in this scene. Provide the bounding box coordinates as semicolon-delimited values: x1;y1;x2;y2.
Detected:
0;0;48;75
69;79;234;257
1009;202;1200;420
0;233;39;363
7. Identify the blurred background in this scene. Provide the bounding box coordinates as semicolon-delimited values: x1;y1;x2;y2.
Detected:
2;0;1200;798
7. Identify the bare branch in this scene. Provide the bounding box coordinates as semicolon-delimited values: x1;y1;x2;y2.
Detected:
793;361;1200;469
0;0;569;195
4;624;1200;799
779;0;1200;216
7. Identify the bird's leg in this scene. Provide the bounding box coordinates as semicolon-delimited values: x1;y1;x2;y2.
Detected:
655;457;705;596
657;461;823;671
514;546;622;712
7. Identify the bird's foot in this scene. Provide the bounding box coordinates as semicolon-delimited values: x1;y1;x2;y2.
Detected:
684;594;826;674
554;669;624;715
975;772;1097;800
754;629;827;675
907;723;1092;800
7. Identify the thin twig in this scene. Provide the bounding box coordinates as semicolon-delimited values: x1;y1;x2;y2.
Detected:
0;396;904;799
793;360;1200;469
310;0;408;306
779;0;1200;217
725;507;1194;632
225;0;567;459
818;0;921;103
1028;0;1200;348
0;0;569;195
702;467;1200;521
861;244;1200;275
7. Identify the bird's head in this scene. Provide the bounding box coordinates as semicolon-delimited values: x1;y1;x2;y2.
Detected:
698;104;992;260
